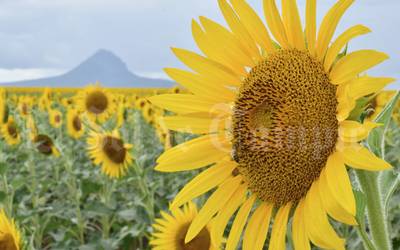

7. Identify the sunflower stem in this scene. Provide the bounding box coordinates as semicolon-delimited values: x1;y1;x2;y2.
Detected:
356;170;392;250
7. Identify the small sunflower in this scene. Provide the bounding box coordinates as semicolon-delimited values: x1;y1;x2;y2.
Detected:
0;89;8;125
33;134;60;157
135;98;148;110
77;84;115;123
150;202;218;250
87;130;133;178
151;0;394;249
0;209;21;250
1;117;20;146
366;91;397;121
49;109;63;128
116;103;126;128
26;115;38;141
38;88;52;111
17;97;32;118
66;108;85;139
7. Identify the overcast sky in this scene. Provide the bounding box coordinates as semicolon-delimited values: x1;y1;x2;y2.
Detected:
0;0;398;88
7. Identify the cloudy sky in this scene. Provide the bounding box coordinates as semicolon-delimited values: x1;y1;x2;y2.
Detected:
0;0;398;88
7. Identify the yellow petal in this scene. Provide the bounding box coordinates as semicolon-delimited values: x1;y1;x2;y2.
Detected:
336;83;355;122
316;0;354;61
191;19;247;76
200;16;255;68
305;0;317;56
164;68;236;102
330;50;389;85
282;0;305;50
263;0;288;48
340;143;392;171
339;120;381;142
324;25;371;71
170;159;237;209
148;94;220;115
320;164;357;225
162;115;229;134
226;195;256;250
243;202;273;250
212;183;247;247
304;181;345;249
218;0;261;62
268;202;292;250
230;0;276;54
155;134;230;172
292;200;311;250
171;47;242;87
347;76;396;100
185;176;243;243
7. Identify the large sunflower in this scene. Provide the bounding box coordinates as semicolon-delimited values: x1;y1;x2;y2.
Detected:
150;202;218;250
0;209;21;250
150;0;394;249
77;84;116;123
66;108;85;139
1;117;20;146
87;130;133;178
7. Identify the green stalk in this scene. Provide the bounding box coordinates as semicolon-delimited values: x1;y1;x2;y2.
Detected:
100;178;115;239
356;170;391;250
64;159;85;244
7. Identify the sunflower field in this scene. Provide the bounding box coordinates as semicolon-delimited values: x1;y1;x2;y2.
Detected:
1;0;400;250
0;85;199;249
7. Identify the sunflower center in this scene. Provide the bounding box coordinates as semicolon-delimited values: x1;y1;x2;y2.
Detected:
34;135;54;155
55;115;61;123
72;116;82;131
232;49;338;205
175;223;211;250
102;136;126;164
7;123;18;138
0;233;18;250
86;91;108;114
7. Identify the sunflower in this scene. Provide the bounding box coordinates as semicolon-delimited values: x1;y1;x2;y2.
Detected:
150;202;218;250
26;115;38;141
150;0;394;249
0;209;21;250
66;108;85;139
38;88;52;111
135;98;148;110
87;130;133;178
77;84;115;123
0;88;8;124
17;97;32;118
1;117;20;146
33;134;60;157
116;103;126;128
365;91;396;121
49;109;63;128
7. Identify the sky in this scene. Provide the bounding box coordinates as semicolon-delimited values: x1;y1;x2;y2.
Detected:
0;0;398;89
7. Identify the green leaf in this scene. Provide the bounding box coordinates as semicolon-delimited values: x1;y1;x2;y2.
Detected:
354;189;367;227
367;91;400;156
0;162;8;175
0;191;6;203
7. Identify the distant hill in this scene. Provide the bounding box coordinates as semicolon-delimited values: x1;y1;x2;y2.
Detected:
1;49;174;88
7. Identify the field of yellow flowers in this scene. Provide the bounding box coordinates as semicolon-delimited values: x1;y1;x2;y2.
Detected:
0;84;399;250
0;85;199;249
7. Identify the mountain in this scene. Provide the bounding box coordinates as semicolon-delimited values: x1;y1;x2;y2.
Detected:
1;49;174;88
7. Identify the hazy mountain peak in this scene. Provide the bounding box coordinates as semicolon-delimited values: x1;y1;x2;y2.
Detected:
2;50;173;88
